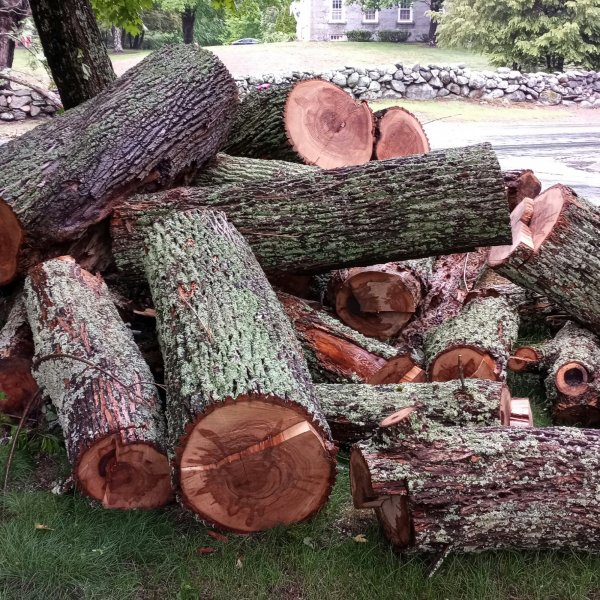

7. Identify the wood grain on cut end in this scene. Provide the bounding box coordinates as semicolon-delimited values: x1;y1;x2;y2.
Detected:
178;396;334;533
508;346;542;372
0;200;23;285
430;346;499;382
375;106;430;160
284;80;373;168
555;362;590;396
488;221;535;267
77;435;172;509
367;354;426;384
509;397;533;427
529;186;566;251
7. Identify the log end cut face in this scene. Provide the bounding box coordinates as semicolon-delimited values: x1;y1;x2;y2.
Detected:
507;346;541;372
284;80;373;169
178;396;336;533
335;269;416;340
367;354;426;384
77;435;173;510
429;346;499;382
0;200;24;285
375;107;430;160
555;362;590;396
0;358;38;416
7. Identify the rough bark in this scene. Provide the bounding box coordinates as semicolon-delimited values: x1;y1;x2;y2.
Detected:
277;292;422;384
0;295;37;416
327;259;433;341
28;0;115;109
111;144;512;282
193;153;316;186
24;257;171;509
424;295;520;382
0;0;28;69
351;426;600;553
373;106;430;160
111;25;123;53
489;185;600;335
503;169;542;211
224;80;375;168
316;380;512;445
0;45;238;285
144;210;336;533
181;7;195;44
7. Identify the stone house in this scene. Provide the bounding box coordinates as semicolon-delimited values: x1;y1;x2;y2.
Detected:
290;0;432;42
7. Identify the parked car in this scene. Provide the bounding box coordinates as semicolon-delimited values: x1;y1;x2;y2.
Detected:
230;38;261;45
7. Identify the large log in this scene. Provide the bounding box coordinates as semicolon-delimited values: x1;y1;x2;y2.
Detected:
223;80;374;168
373;107;430;160
489;185;600;335
0;296;38;416
144;210;336;533
278;292;424;384
351;426;600;553
326;259;433;340
0;45;238;285
24;257;172;509
111;144;512;282
423;295;520;382
316;380;513;445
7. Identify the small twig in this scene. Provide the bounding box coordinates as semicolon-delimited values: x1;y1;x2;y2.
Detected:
462;252;470;292
3;390;42;493
422;114;462;125
458;354;466;392
428;543;453;578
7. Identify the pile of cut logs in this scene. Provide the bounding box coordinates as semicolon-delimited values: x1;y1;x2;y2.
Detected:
1;45;600;552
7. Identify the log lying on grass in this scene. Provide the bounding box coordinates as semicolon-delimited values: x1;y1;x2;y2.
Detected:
0;45;238;285
373;107;430;160
351;426;600;553
489;184;600;335
278;292;423;383
224;80;374;168
327;260;433;340
144;210;336;533
317;379;513;445
423;295;520;382
24;257;171;509
112;144;512;282
0;296;37;416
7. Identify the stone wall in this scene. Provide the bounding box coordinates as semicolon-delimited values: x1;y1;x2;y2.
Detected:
236;63;600;108
0;86;59;121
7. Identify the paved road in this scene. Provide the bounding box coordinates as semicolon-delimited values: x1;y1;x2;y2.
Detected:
426;121;600;204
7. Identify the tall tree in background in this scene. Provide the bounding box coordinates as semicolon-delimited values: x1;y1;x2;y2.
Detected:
432;0;600;70
28;0;116;108
0;0;29;68
92;0;153;52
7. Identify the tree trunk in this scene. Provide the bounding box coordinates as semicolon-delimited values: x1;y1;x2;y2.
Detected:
373;107;430;160
351;426;600;553
424;295;520;382
194;153;316;186
111;25;123;53
28;0;116;109
277;292;423;384
144;210;336;533
111;144;512;283
316;380;514;445
0;0;29;70
224;80;375;168
24;257;172;509
326;259;433;341
489;184;600;335
181;7;195;44
503;169;541;211
0;45;238;286
0;295;37;416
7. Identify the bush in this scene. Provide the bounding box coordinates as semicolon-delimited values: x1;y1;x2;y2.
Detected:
262;31;296;43
378;30;411;43
141;31;182;50
346;30;373;42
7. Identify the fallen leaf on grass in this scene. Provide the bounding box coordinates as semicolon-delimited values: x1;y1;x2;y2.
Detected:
34;523;53;531
235;557;243;569
196;547;216;555
353;534;368;543
303;537;315;549
207;530;228;543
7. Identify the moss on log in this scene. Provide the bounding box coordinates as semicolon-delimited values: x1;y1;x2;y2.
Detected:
0;45;238;285
111;144;511;282
351;425;600;553
489;185;600;335
144;210;336;533
0;296;37;416
316;380;511;445
24;257;171;509
224;80;374;168
424;296;520;382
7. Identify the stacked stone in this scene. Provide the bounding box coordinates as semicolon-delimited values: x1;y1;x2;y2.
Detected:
235;64;600;108
0;86;58;121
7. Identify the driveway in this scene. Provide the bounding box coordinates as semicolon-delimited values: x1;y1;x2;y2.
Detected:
426;121;600;204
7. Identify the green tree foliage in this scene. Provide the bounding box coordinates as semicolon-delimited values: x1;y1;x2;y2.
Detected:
223;0;295;42
432;0;600;70
92;0;153;32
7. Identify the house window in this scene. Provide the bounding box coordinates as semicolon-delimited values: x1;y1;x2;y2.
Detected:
330;34;346;41
330;0;345;22
362;8;378;22
397;0;413;23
